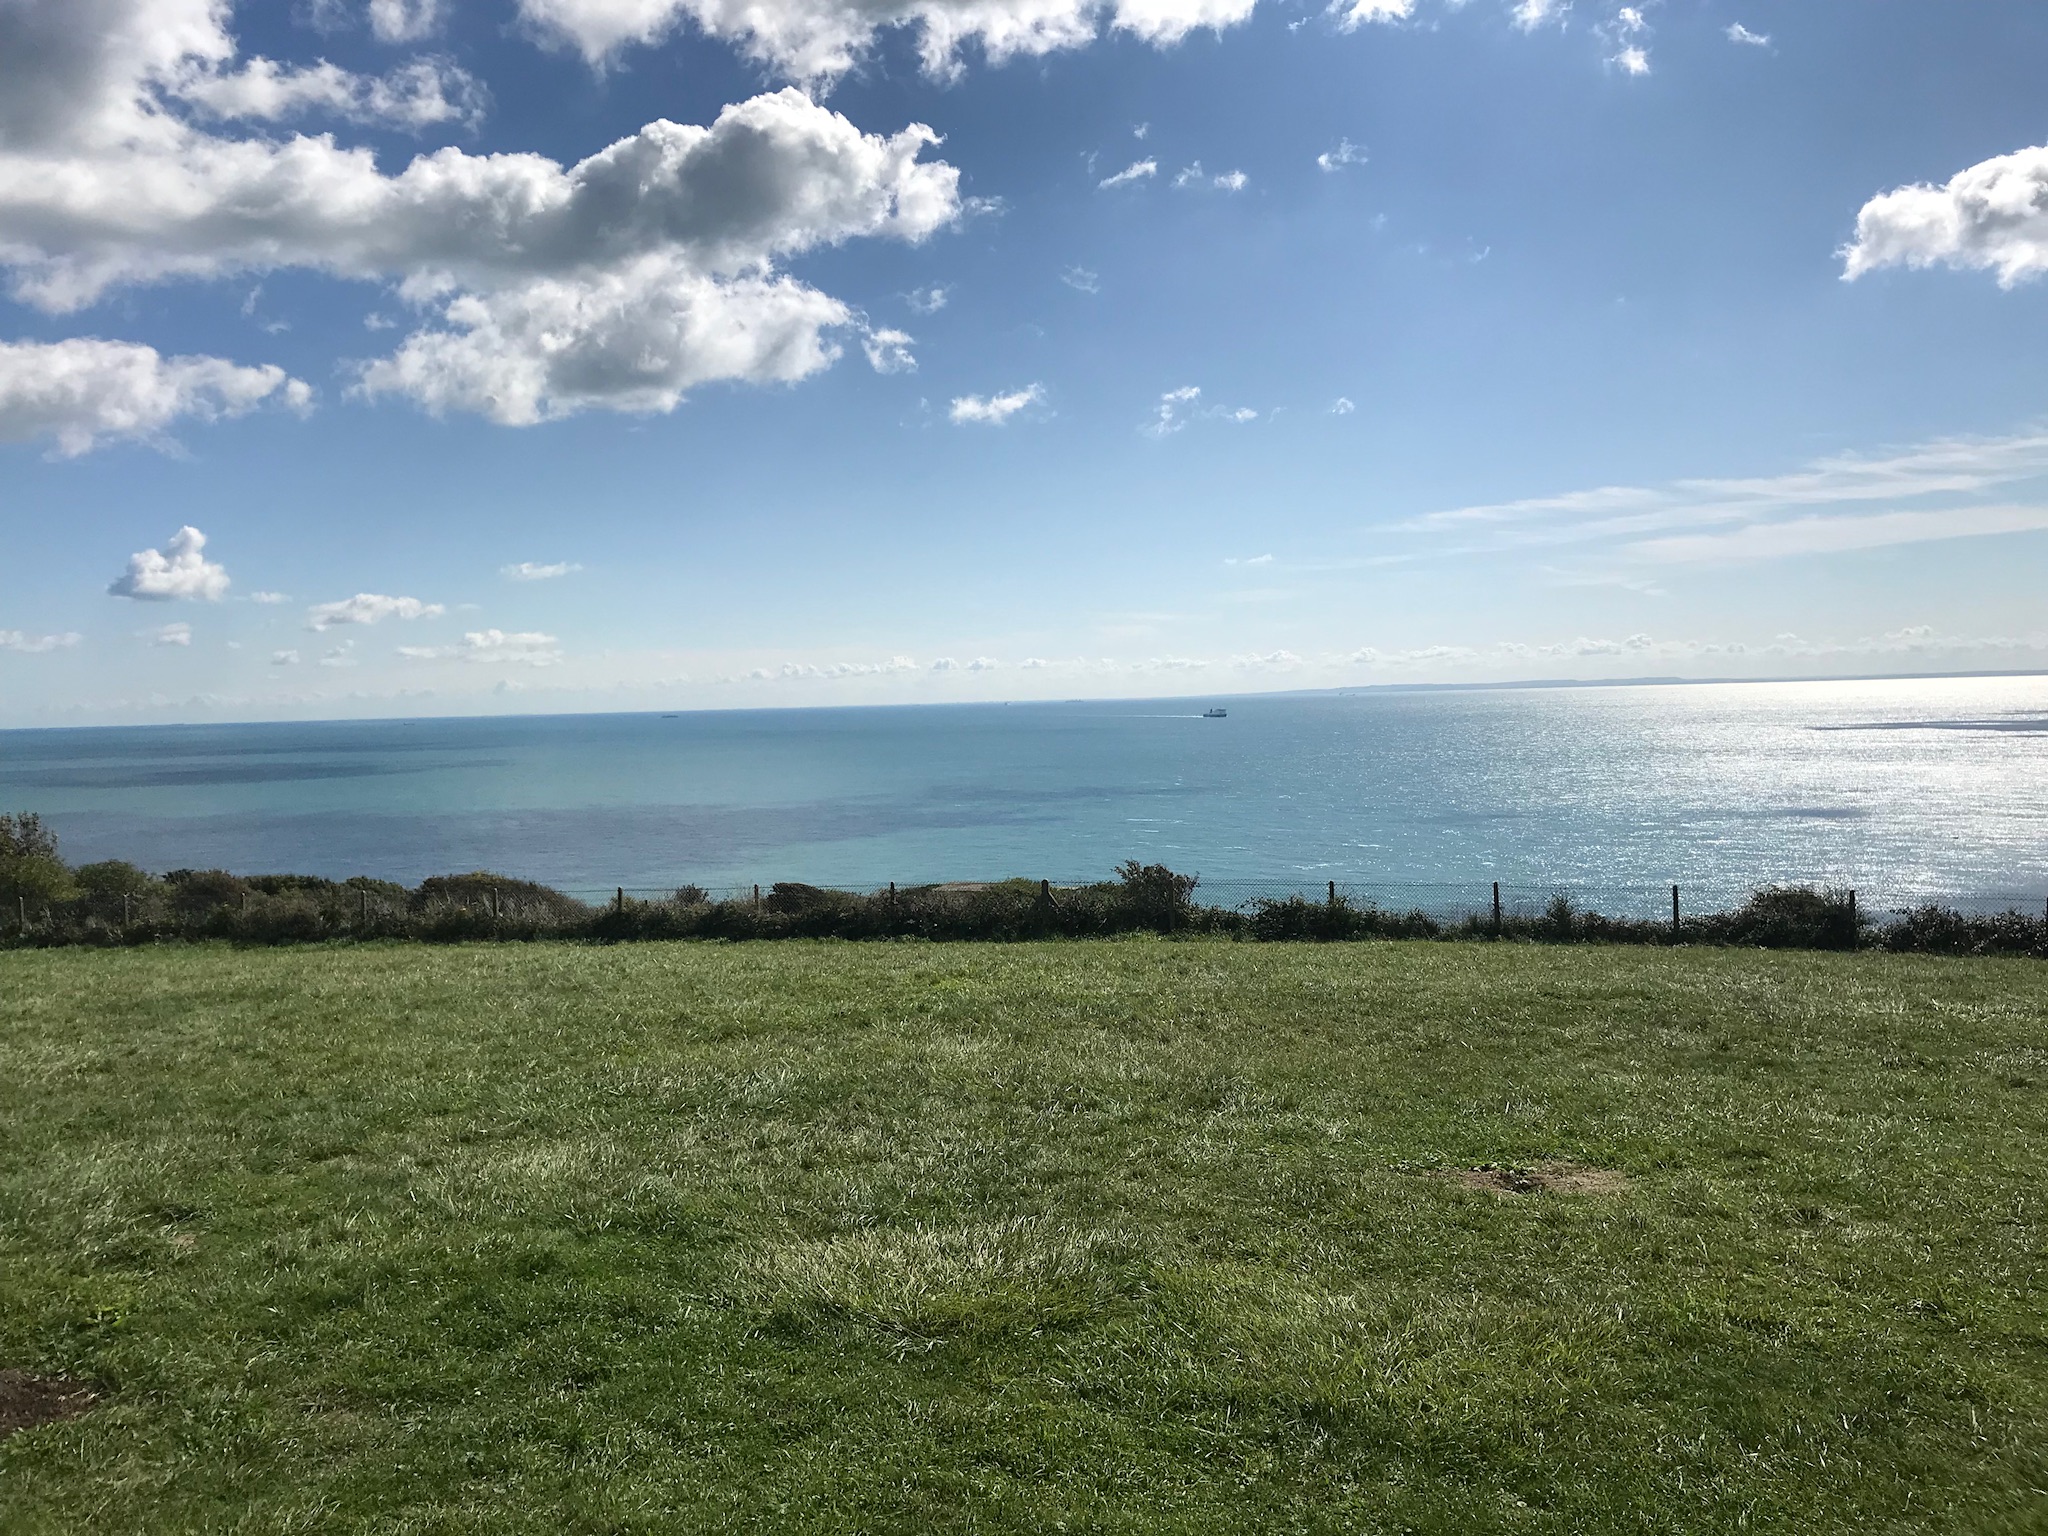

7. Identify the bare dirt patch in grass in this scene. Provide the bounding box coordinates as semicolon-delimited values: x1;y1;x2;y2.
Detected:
1442;1162;1631;1197
0;1371;98;1440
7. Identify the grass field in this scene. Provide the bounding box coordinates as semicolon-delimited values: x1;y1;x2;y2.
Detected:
1;940;2045;1533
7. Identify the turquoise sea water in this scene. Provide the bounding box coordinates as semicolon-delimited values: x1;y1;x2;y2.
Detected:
4;676;2048;909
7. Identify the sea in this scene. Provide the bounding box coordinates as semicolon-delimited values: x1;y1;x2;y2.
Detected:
5;674;2048;915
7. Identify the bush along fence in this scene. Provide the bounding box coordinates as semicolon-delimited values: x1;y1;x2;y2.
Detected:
4;815;2047;956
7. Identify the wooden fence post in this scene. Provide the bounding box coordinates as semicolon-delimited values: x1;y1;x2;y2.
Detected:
1847;888;1856;946
615;887;624;913
1671;885;1680;942
1492;881;1501;936
753;884;761;908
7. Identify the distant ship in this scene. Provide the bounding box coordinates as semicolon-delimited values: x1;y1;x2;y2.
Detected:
1202;707;1228;719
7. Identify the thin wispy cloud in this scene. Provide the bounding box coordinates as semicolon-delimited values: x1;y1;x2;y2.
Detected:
306;593;445;630
1098;159;1157;189
1060;265;1100;293
1317;140;1365;172
1726;23;1769;47
501;561;582;581
950;384;1043;424
1400;428;2048;565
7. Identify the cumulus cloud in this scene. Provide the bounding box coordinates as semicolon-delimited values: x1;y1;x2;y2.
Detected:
1510;0;1563;29
271;648;299;665
862;326;917;373
739;654;920;680
1329;396;1355;415
1726;22;1768;47
950;383;1042;424
0;0;481;150
107;525;231;601
516;0;1258;85
501;561;581;580
1843;144;2048;288
398;628;563;665
148;621;193;646
1098;158;1157;189
0;629;80;654
0;338;309;456
306;593;445;629
0;6;963;423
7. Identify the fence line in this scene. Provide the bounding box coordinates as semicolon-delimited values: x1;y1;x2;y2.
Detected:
545;878;2048;927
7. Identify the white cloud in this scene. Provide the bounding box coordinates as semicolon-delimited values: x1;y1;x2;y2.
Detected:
905;284;949;313
0;0;479;151
1172;161;1247;192
250;590;291;603
176;55;484;131
1725;22;1768;47
369;0;443;42
738;654;921;680
1225;552;1274;565
148;621;193;646
397;628;563;665
1330;396;1355;415
0;629;80;654
930;656;958;670
1843;144;2048;288
1021;657;1047;668
108;525;231;601
1630;504;2048;565
501;561;582;581
1510;0;1564;29
1061;265;1100;293
1133;122;1149;140
517;0;1258;85
271;648;299;665
1099;158;1157;189
318;641;357;667
1602;5;1650;75
1400;428;2048;569
966;656;999;670
1331;0;1415;28
1317;139;1365;172
0;6;963;424
863;326;917;373
1145;384;1201;437
0;338;308;456
307;593;445;629
950;384;1042;424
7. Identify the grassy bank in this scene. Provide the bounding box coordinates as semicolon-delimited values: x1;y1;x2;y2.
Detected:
2;940;2045;1532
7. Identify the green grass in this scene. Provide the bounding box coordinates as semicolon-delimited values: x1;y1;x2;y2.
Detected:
1;940;2045;1534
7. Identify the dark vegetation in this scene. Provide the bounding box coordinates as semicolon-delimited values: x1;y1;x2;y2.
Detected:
2;813;2041;955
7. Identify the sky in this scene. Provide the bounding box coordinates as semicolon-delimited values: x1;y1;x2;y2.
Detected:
1;0;2046;725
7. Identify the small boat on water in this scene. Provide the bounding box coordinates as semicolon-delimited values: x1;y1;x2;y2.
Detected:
1202;707;1228;719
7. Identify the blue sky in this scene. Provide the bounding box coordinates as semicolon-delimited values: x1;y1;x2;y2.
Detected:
2;0;2046;724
